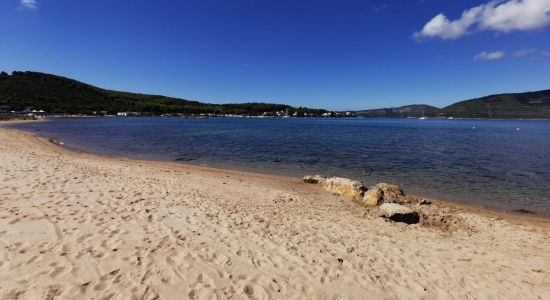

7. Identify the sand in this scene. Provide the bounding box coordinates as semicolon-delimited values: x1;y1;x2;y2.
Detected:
1;125;549;299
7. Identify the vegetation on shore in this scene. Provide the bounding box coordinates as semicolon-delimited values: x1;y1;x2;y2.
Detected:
0;71;327;116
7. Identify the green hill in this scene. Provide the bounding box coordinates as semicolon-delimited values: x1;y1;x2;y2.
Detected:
440;90;550;119
0;71;326;116
2;71;549;119
355;104;440;118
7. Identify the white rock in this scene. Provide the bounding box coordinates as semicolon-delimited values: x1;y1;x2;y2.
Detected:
379;203;419;224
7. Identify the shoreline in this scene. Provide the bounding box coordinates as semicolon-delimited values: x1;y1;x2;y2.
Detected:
3;121;549;225
43;137;550;227
4;115;550;121
1;123;550;298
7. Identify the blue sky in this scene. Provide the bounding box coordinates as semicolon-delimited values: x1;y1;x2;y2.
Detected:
1;0;549;110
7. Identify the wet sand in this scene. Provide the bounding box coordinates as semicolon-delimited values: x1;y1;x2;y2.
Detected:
1;125;549;299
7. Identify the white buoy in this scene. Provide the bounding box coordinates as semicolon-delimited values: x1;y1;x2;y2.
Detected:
517;128;520;131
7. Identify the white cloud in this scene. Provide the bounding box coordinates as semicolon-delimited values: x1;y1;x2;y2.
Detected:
541;51;550;57
474;51;506;60
414;6;483;40
20;0;37;10
415;0;550;40
479;0;550;32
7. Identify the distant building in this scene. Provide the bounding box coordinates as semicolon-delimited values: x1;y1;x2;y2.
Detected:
117;112;141;117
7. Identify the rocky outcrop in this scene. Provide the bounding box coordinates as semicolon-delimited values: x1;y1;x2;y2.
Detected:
303;175;407;206
379;203;419;224
303;175;366;201
361;188;383;206
322;177;367;201
360;183;405;206
374;183;404;201
303;175;466;228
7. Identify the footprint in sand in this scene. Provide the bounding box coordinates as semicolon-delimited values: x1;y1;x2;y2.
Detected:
49;266;66;278
8;218;21;224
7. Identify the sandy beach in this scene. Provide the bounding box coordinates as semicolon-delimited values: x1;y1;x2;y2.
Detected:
1;125;549;299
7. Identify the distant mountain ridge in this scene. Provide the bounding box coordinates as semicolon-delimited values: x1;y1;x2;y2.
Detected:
440;90;550;119
354;104;440;118
353;90;550;119
1;70;549;119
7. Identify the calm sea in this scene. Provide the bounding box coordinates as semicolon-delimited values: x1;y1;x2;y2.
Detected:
8;117;550;216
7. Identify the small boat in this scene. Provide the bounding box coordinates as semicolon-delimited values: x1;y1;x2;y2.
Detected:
419;110;427;120
447;116;454;120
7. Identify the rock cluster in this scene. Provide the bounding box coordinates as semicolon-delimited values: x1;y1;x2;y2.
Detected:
301;175;466;228
303;175;405;206
303;175;420;224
